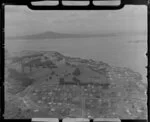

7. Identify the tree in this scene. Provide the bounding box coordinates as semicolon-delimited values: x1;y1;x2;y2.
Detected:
100;83;110;89
66;62;71;66
51;71;55;75
49;76;52;80
59;77;65;85
72;77;80;85
72;68;81;76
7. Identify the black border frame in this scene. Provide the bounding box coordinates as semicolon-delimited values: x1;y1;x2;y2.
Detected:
2;0;148;10
0;0;149;122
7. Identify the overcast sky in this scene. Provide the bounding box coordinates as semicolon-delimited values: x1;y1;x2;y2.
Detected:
5;5;147;37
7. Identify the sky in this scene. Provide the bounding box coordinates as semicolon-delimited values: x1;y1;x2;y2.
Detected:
5;5;147;37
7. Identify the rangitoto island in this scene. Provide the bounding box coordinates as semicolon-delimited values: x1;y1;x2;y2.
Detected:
4;50;147;119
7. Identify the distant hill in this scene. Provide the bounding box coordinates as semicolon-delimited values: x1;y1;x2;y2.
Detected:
6;31;117;40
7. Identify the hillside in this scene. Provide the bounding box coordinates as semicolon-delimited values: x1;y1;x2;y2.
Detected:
4;50;147;119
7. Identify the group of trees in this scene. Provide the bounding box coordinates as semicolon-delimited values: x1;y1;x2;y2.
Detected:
5;101;32;119
24;59;57;72
58;77;81;85
59;77;65;85
72;68;81;76
6;68;35;94
58;68;110;86
72;77;80;85
58;68;81;85
8;68;34;87
11;54;58;73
